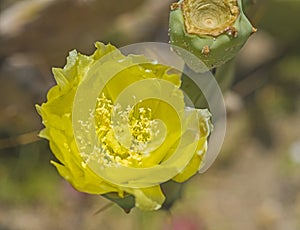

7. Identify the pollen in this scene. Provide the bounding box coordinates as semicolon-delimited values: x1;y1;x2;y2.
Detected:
95;93;113;138
129;106;154;143
93;94;157;168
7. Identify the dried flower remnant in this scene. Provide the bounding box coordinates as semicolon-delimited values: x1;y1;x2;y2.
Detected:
169;0;256;71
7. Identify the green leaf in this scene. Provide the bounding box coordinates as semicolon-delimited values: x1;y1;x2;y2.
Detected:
102;193;135;213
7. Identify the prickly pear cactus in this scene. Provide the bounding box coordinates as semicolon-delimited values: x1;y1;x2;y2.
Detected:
169;0;256;71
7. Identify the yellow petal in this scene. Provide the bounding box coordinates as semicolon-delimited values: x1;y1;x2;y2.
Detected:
52;68;69;89
172;109;212;182
127;185;165;211
52;161;118;195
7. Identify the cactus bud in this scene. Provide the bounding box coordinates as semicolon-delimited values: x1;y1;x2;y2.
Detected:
169;0;256;71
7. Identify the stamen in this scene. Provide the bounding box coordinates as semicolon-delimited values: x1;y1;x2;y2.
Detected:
92;94;159;168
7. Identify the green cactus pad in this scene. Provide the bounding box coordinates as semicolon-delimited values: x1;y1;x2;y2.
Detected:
169;0;255;72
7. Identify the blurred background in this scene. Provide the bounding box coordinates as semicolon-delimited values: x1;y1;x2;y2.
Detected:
0;0;299;229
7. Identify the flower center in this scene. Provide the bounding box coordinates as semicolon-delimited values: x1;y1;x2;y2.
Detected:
129;106;154;144
95;93;113;138
94;94;159;167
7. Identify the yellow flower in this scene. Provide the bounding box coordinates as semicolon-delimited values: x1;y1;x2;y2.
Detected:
36;42;212;212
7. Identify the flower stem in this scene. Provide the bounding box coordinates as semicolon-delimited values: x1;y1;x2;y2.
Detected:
0;130;40;150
